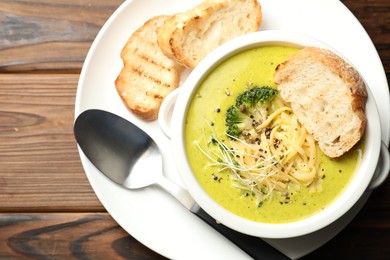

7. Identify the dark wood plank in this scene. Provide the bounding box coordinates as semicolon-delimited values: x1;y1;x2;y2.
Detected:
0;213;165;259
0;0;125;73
0;74;102;212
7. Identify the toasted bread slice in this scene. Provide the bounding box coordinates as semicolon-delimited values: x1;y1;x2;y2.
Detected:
274;47;367;158
115;15;185;121
157;0;262;69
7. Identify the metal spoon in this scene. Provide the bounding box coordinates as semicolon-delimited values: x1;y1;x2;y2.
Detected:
74;109;289;260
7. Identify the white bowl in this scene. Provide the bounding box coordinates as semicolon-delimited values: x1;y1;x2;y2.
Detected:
164;30;389;238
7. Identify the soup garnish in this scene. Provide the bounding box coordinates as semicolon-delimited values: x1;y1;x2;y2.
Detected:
196;85;321;206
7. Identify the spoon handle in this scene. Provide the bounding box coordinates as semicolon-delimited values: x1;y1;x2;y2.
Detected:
157;175;289;259
157;176;196;209
191;205;290;260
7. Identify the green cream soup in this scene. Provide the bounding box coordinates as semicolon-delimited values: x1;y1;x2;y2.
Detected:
185;46;364;223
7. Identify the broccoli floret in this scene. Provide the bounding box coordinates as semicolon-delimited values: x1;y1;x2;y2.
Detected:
236;86;278;108
226;86;278;138
226;106;253;137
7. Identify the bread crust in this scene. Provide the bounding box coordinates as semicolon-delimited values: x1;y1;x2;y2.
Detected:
115;15;184;121
274;47;367;157
157;0;262;68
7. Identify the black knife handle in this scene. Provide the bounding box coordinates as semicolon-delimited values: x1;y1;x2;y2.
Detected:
191;205;290;260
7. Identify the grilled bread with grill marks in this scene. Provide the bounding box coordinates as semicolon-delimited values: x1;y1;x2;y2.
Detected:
115;15;185;121
274;47;367;158
157;0;262;69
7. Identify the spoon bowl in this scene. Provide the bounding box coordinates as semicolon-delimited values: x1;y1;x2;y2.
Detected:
74;109;161;189
73;109;194;208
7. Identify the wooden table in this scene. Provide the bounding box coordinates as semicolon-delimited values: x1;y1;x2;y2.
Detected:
0;0;389;259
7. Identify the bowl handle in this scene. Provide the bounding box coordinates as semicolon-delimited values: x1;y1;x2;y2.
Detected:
367;141;390;190
158;88;180;139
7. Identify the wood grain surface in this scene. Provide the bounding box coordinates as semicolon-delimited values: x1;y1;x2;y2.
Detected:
0;74;102;212
0;213;163;259
0;0;389;259
0;0;124;73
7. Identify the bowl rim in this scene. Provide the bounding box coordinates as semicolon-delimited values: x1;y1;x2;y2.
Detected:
171;30;382;238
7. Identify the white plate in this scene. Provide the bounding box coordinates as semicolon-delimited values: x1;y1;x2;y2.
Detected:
75;0;390;259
